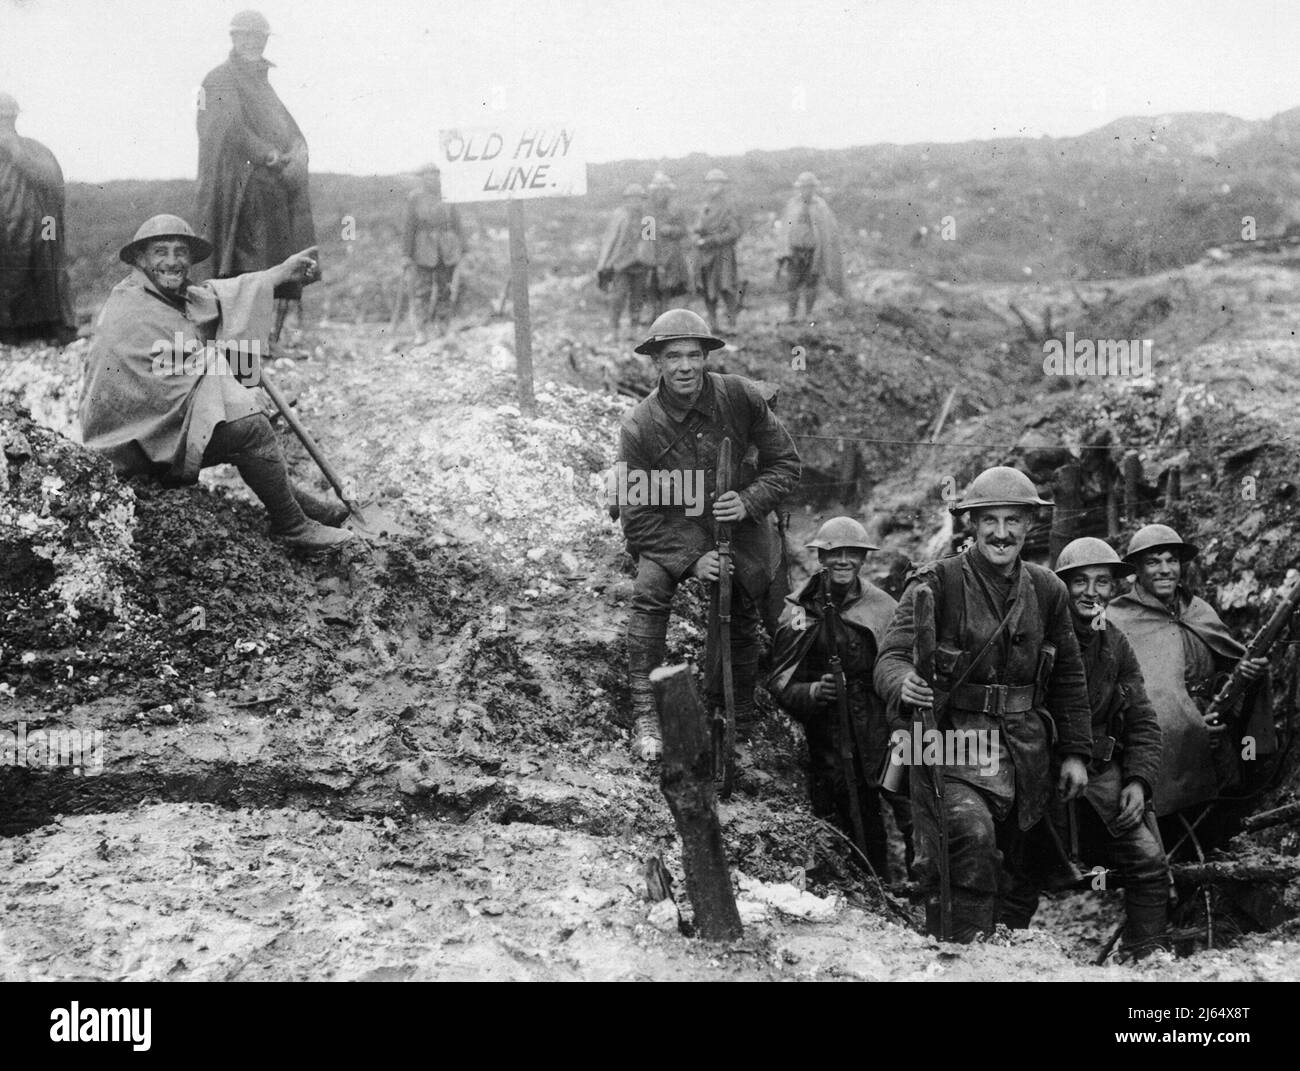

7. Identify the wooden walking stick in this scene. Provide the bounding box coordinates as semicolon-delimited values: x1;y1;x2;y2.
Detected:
259;369;369;526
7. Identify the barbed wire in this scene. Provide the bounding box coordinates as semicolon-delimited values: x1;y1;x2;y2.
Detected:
788;430;1292;452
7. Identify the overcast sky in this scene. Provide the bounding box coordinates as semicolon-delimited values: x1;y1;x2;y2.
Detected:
2;0;1298;182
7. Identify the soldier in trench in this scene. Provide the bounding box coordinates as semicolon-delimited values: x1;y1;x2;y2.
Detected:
767;516;912;881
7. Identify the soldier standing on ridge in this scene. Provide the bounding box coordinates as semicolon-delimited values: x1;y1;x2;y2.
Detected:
596;183;654;339
693;169;743;334
195;10;319;346
645;171;690;321
777;171;845;322
0;92;75;345
402;163;467;342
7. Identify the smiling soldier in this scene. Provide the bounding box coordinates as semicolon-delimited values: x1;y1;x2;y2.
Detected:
767;517;910;880
618;309;800;761
78;215;351;554
1106;524;1272;843
873;466;1092;941
1001;537;1170;956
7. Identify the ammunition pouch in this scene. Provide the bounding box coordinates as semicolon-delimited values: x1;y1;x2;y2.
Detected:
1033;642;1056;707
933;643;967;691
1090;734;1118;770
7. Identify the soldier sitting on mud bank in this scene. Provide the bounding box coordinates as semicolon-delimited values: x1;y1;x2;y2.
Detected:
79;215;353;555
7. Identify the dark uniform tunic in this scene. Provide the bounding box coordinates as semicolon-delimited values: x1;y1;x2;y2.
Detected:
619;371;799;719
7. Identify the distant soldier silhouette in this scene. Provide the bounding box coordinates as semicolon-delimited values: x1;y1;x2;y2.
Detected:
0;92;75;344
692;169;743;334
776;172;845;322
402;164;468;340
596;183;654;338
195;10;318;345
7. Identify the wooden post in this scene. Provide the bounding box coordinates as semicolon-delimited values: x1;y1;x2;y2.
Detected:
1165;464;1182;513
1103;463;1120;539
650;664;743;940
507;198;537;416
1122;450;1141;523
1050;462;1083;565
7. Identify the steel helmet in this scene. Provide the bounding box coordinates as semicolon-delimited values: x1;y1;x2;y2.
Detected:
1123;523;1199;563
230;10;271;34
634;308;725;356
0;92;19;117
950;466;1049;514
622;183;646;198
794;171;819;188
704;168;730;184
648;171;674;190
805;516;878;552
119;214;213;265
1054;537;1135;579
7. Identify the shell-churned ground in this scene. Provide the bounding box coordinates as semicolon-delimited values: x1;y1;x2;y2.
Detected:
2;257;1299;981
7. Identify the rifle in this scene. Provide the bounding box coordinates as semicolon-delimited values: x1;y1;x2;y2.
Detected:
912;585;952;940
1202;570;1300;724
820;582;869;857
711;436;737;799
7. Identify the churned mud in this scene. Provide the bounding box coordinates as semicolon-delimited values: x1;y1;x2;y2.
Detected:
3;254;1299;981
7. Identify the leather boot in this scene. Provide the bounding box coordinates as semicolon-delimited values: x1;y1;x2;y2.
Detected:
1121;896;1171;958
627;629;667;762
292;482;350;527
927;892;995;943
213;417;354;554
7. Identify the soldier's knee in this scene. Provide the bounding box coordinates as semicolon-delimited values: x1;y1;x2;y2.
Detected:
208;413;278;462
631;558;676;614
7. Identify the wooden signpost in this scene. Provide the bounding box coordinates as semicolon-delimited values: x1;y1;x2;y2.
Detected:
437;125;587;417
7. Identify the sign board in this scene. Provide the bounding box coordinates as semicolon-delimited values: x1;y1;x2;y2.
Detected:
437;125;586;203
